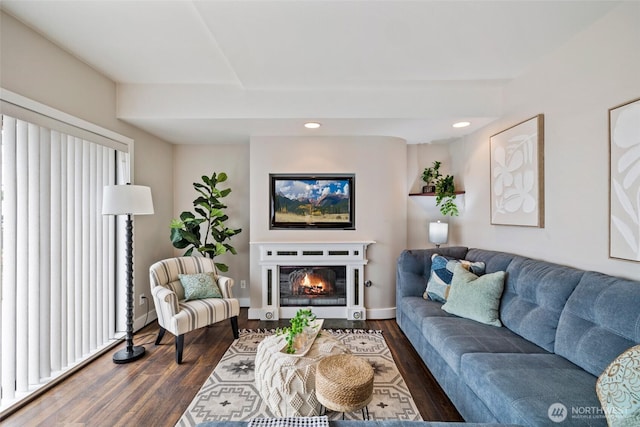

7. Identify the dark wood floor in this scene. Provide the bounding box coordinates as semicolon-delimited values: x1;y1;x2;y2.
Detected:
2;309;462;426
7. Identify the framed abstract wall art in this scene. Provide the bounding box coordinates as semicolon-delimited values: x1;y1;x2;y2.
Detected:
609;97;640;262
490;114;545;227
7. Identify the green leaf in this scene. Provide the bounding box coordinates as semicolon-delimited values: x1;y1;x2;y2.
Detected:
193;208;206;219
183;217;205;227
181;230;202;245
202;175;214;187
207;209;222;220
179;211;196;221
194;196;212;207
214;242;226;256
215;262;229;273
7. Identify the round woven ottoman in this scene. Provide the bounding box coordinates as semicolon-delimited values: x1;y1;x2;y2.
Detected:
315;353;374;419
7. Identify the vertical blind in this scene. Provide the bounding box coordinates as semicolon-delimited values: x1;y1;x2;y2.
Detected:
0;112;128;411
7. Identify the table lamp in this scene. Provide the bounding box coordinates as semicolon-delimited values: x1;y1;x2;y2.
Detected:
429;220;448;248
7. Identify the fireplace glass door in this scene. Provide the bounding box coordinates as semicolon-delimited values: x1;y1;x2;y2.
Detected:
279;265;347;306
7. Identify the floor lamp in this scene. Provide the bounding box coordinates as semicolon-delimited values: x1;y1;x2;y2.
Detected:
102;184;154;364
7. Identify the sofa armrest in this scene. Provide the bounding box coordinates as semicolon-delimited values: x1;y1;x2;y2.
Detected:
396;247;469;299
217;275;235;299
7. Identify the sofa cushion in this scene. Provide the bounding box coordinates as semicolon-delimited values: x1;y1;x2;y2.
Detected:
466;250;584;352
401;297;455;321
461;353;604;427
502;257;584;352
441;265;505;327
556;271;640;377
424;254;486;302
465;249;516;274
421;316;548;375
173;298;240;335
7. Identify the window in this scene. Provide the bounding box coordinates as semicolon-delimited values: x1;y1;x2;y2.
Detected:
0;91;131;412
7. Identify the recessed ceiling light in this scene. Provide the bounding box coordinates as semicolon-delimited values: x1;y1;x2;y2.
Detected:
453;121;471;128
304;122;321;129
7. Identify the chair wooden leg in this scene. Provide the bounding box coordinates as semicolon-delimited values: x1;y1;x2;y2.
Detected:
230;316;239;339
175;334;184;364
155;327;166;345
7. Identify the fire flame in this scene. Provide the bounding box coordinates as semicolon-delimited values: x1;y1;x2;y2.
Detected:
302;273;325;292
294;272;334;296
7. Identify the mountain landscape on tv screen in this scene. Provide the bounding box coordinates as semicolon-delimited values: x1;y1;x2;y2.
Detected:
274;180;350;223
275;193;349;214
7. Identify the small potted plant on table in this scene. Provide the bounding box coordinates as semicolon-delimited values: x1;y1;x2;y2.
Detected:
277;308;322;354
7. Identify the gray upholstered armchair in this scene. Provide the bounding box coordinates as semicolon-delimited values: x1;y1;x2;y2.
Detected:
149;256;240;364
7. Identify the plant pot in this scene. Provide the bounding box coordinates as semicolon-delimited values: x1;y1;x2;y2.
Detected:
422;185;436;193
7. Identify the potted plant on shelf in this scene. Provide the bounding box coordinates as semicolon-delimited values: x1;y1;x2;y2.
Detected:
421;161;459;216
421;160;442;193
276;308;321;354
170;172;242;273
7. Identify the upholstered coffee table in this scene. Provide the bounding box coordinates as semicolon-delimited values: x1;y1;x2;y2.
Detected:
254;332;350;417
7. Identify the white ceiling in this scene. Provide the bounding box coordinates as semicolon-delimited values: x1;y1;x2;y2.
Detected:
1;0;619;145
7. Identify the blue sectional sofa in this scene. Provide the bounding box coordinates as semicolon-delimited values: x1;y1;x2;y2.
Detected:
396;247;640;426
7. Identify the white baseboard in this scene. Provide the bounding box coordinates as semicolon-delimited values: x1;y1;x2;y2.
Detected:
134;308;157;332
248;307;262;320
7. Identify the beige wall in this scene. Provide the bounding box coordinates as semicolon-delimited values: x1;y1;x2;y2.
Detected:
405;142;459;249
414;2;640;280
4;0;638;329
249;136;408;319
172;144;251;303
1;12;176;322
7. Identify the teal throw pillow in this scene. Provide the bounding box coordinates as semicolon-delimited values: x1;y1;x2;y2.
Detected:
424;254;486;303
441;264;505;327
596;345;640;427
178;272;223;301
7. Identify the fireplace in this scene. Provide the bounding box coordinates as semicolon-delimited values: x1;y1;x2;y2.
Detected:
280;266;347;306
252;241;373;320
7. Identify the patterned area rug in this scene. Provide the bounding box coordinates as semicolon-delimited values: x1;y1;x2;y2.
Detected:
176;329;422;426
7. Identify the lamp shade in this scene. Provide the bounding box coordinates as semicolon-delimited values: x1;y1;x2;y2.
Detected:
102;184;154;216
429;221;449;246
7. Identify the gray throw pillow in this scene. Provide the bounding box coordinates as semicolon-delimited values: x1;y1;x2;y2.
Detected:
441;264;505;327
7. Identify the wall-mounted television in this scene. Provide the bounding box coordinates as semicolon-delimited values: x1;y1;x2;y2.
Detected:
270;174;355;230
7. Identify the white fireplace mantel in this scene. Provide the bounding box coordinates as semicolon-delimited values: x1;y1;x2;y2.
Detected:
250;241;374;320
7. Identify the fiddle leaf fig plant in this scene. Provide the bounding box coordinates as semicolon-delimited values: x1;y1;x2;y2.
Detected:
422;161;459;217
170;172;242;272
